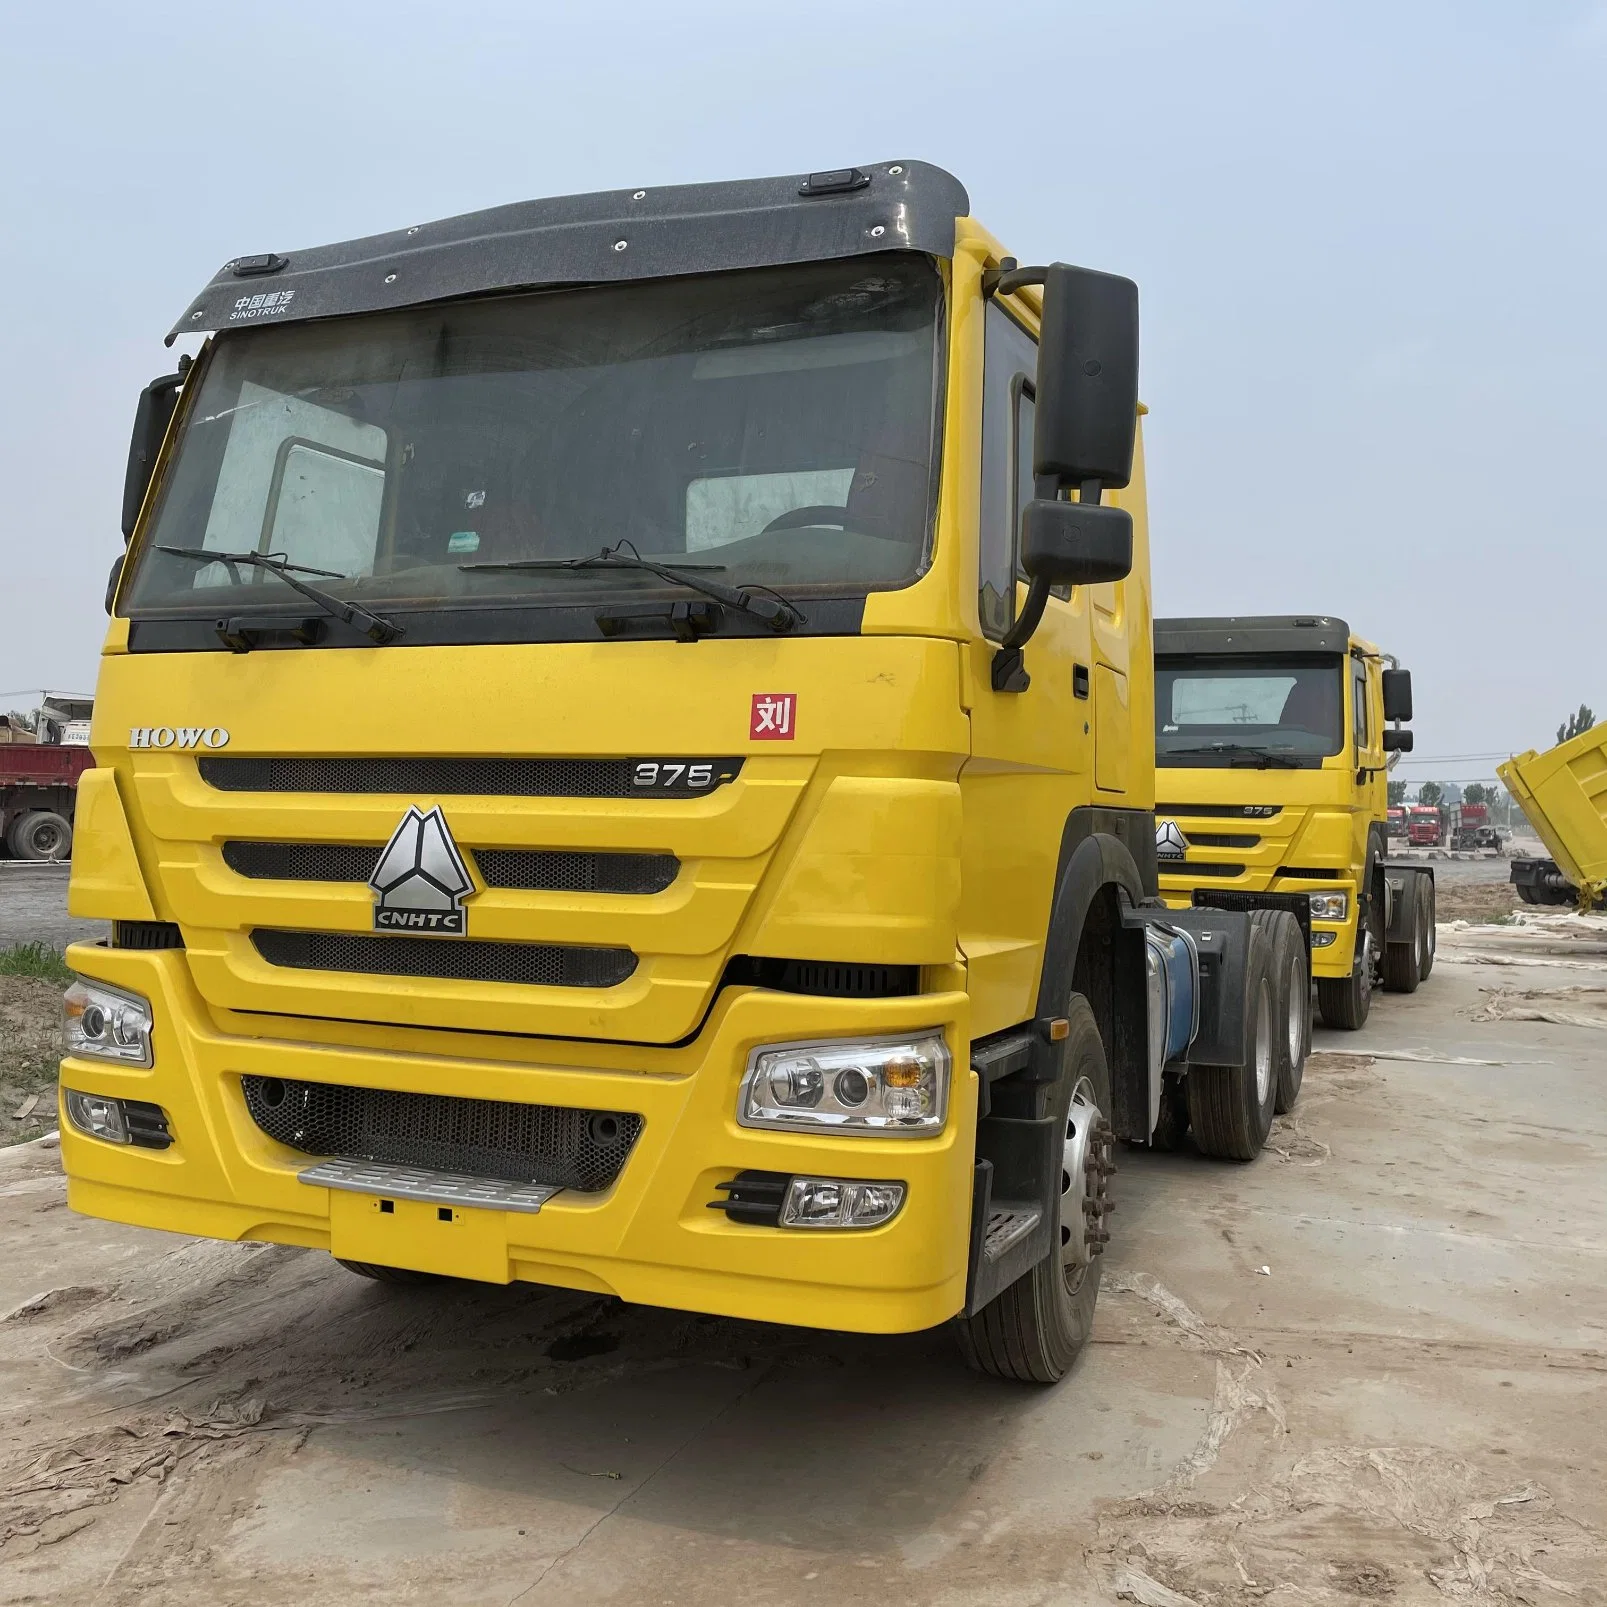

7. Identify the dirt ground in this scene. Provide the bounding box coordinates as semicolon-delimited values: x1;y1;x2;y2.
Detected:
0;889;1603;1604
0;979;62;1146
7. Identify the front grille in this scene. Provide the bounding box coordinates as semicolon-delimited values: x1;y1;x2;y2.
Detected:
242;1075;642;1191
474;849;678;894
225;840;678;894
252;930;637;988
200;755;741;798
1274;866;1340;880
113;920;185;950
1163;861;1245;878
1184;832;1260;848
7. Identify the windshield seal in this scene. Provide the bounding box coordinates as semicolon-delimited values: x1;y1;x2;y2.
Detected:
123;253;946;652
1155;652;1345;771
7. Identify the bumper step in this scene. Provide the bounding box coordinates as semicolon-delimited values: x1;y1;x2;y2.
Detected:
299;1157;563;1214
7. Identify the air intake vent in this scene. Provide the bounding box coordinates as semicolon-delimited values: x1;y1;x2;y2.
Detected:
242;1075;642;1191
112;921;184;950
225;841;678;894
200;755;741;798
252;930;637;988
1165;862;1245;879
1183;832;1260;849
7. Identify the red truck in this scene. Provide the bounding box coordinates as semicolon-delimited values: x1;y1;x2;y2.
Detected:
1407;805;1443;847
0;694;94;859
1447;802;1500;851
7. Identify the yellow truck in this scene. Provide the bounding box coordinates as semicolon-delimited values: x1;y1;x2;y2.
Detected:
62;161;1308;1384
1501;722;1607;909
1153;617;1434;1034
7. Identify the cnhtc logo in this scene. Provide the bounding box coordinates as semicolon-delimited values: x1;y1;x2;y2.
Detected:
1155;819;1189;860
370;807;475;935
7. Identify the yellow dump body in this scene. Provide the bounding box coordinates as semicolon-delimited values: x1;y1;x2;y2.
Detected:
1499;723;1607;903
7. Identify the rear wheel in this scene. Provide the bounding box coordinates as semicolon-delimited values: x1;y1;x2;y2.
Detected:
336;1259;441;1285
1317;927;1373;1030
8;811;71;860
1417;877;1436;980
1187;926;1278;1159
1249;910;1308;1114
954;995;1113;1384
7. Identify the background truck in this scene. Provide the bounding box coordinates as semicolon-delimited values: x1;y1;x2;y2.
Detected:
1386;804;1407;841
1407;804;1442;847
1500;720;1607;908
0;693;94;858
65;160;1311;1387
1445;801;1500;852
1152;616;1436;1030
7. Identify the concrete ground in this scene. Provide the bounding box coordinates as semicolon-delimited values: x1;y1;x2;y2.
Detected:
0;865;103;953
0;878;1602;1604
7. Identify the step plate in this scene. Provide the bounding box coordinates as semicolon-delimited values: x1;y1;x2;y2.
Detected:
299;1157;563;1215
983;1207;1042;1261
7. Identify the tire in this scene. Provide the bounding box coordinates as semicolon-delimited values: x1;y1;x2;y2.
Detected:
1248;910;1308;1114
1516;881;1537;905
8;811;72;861
336;1259;441;1285
1416;876;1436;981
1187;926;1278;1159
1317;926;1373;1030
954;995;1113;1384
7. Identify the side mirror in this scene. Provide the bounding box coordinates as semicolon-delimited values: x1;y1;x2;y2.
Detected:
1382;668;1413;723
1383;728;1414;753
1034;264;1140;491
122;371;186;541
1020;499;1133;589
104;552;125;616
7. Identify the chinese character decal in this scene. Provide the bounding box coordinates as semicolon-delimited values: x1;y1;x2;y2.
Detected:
750;693;796;740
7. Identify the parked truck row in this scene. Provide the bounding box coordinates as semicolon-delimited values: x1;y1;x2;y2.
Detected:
60;161;1429;1386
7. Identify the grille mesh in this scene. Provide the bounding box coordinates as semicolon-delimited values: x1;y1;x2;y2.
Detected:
241;1075;641;1190
200;756;740;798
225;840;678;894
252;930;637;987
1183;832;1260;848
1163;861;1245;879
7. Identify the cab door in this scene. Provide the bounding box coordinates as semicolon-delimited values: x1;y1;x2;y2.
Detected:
959;299;1095;1037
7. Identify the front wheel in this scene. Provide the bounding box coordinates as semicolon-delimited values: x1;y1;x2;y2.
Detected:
336;1258;441;1285
1417;877;1436;980
1317;927;1374;1030
8;811;72;860
954;995;1113;1384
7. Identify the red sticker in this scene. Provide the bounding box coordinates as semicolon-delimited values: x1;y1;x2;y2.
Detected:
750;693;796;740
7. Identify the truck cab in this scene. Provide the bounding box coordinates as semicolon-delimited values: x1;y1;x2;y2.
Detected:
62;162;1296;1384
1152;616;1433;1028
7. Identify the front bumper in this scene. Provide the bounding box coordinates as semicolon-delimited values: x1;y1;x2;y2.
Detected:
59;945;974;1334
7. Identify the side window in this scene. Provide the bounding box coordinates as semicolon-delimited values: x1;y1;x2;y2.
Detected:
979;302;1038;640
1351;656;1370;751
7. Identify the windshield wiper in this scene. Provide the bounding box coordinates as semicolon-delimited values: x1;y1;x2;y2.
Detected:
461;543;804;633
155;546;403;646
1163;742;1301;769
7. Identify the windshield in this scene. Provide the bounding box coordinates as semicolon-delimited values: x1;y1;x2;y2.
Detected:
1155;655;1344;766
124;255;941;646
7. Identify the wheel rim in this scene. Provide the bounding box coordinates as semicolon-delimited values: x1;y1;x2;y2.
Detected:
1285;954;1305;1067
1254;979;1274;1104
32;823;63;856
1061;1077;1113;1279
1358;929;1373;1003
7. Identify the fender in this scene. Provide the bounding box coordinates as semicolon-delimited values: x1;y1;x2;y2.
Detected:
964;808;1152;1315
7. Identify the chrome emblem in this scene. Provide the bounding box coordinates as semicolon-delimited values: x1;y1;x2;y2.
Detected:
129;726;229;750
1155;819;1189;860
370;807;475;934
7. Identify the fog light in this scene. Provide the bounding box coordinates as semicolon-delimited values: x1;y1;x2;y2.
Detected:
64;1089;131;1144
1308;891;1349;922
1311;930;1338;947
780;1176;905;1229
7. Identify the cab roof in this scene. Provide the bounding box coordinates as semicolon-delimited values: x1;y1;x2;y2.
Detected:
167;161;970;344
1154;615;1353;657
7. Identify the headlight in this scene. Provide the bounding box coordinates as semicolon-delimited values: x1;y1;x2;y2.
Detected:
739;1032;951;1135
1308;892;1349;922
63;979;154;1067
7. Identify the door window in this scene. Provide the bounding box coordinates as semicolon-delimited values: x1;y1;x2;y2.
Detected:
1351;656;1370;751
979;303;1038;639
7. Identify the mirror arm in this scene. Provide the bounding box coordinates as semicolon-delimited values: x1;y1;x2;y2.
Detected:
991;576;1052;693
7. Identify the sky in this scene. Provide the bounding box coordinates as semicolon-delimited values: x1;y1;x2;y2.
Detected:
2;0;1603;788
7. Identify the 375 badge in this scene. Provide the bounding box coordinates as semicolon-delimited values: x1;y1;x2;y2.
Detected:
750;693;796;740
